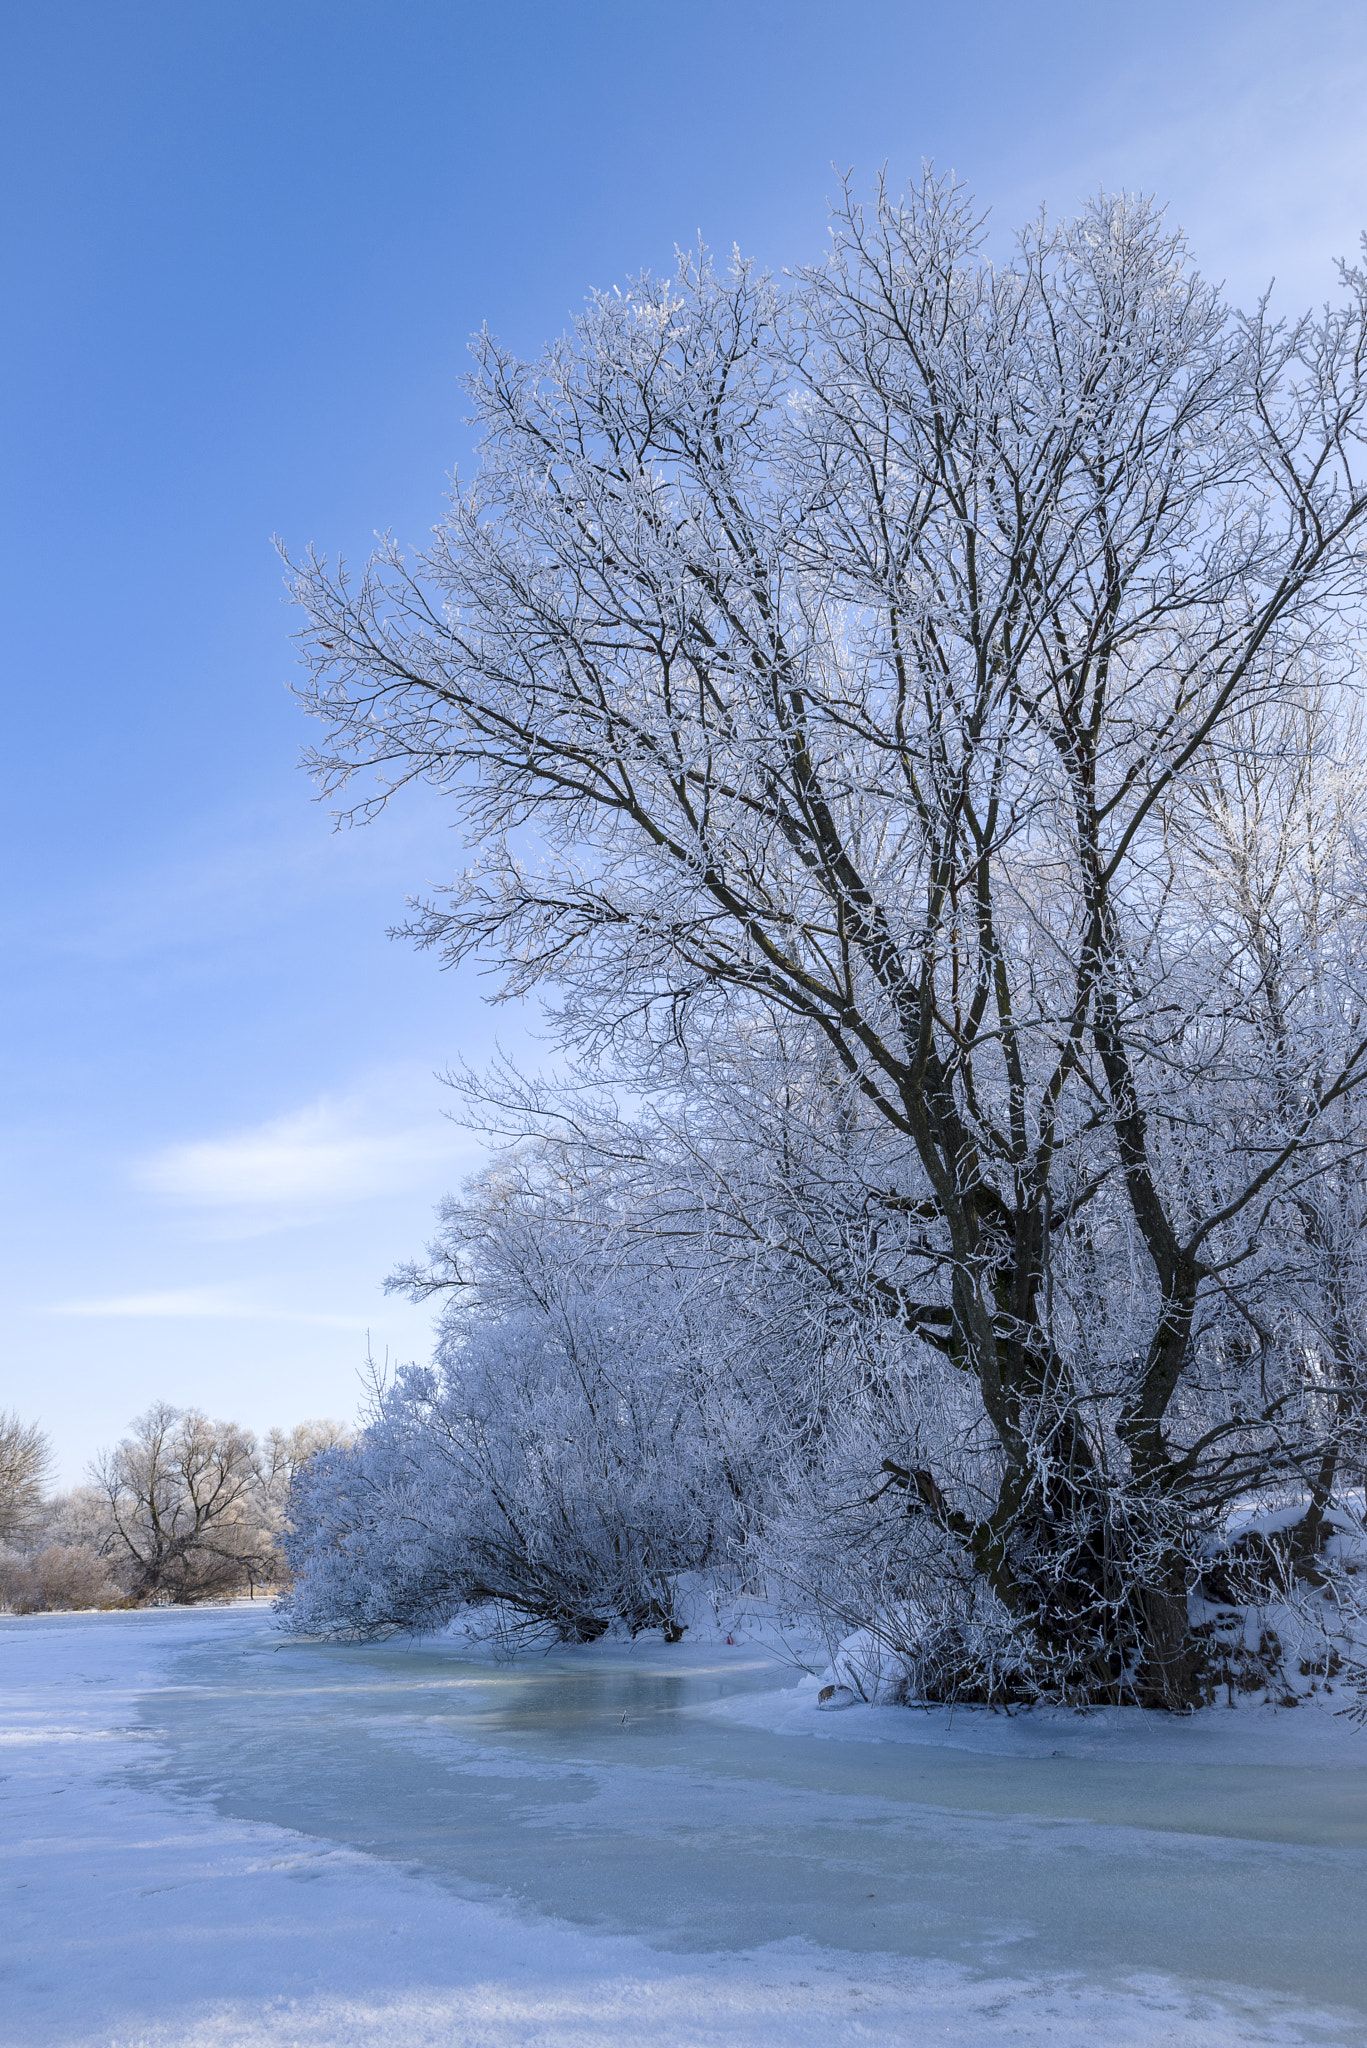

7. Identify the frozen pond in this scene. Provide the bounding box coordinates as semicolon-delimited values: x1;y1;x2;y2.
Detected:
6;1604;1367;2045
143;1614;1367;2016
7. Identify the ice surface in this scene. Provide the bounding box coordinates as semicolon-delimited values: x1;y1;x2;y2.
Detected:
3;1605;1366;2045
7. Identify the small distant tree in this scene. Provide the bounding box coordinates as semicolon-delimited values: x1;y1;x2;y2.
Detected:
0;1411;54;1543
95;1403;270;1602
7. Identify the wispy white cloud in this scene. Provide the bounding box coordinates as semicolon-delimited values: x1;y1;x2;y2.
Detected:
133;1080;471;1219
44;1287;369;1329
33;1074;477;1339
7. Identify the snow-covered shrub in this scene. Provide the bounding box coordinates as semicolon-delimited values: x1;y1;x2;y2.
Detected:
280;1156;767;1643
1193;1497;1367;1711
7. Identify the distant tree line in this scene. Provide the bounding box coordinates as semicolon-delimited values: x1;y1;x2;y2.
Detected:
0;1404;350;1613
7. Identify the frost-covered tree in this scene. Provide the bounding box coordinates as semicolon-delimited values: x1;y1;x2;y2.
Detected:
256;1419;351;1535
96;1403;273;1602
290;176;1367;1704
0;1411;53;1542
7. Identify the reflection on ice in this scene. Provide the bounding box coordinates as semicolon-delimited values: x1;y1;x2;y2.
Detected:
141;1624;1367;2017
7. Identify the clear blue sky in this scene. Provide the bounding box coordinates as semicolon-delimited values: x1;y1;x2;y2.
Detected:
5;0;1366;1485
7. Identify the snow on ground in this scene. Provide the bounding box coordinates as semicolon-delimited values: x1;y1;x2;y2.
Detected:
2;1605;1365;2046
720;1661;1367;1765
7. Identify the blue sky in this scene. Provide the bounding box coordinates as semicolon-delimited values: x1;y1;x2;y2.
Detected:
5;0;1367;1485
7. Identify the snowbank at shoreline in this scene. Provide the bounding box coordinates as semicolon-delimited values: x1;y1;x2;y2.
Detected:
712;1661;1367;1767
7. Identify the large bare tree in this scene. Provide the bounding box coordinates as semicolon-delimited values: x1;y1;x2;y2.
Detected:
291;177;1367;1705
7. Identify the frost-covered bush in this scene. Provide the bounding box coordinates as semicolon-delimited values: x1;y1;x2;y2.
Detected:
280;1158;769;1643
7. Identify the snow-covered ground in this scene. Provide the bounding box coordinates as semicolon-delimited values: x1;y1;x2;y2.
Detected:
3;1606;1366;2045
